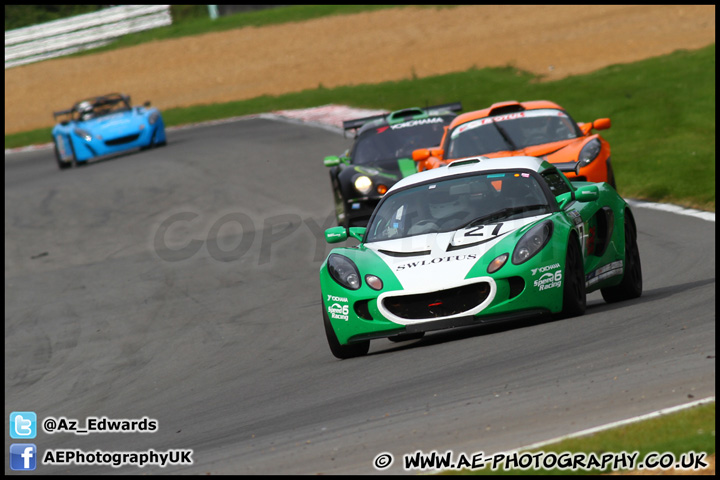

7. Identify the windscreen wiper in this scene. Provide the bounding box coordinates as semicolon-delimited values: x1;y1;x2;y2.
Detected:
460;204;548;229
490;119;518;150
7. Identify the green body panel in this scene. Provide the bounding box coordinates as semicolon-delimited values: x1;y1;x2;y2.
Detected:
568;181;629;292
320;246;407;344
397;158;418;178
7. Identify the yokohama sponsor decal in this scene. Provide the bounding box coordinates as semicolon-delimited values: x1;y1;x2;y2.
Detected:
390;117;445;129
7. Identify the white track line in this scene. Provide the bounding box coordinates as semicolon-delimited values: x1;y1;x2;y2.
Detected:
511;396;716;454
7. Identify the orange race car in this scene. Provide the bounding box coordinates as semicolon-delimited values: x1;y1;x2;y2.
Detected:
412;100;615;188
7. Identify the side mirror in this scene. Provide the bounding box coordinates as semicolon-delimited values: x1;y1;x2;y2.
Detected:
575;185;599;202
592;118;611;130
348;227;366;242
325;226;347;243
324;155;340;167
412;148;430;162
556;192;573;209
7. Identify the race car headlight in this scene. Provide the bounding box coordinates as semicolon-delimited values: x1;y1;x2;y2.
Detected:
148;111;160;125
512;221;553;265
328;254;361;290
354;176;373;195
73;128;93;142
578;138;602;166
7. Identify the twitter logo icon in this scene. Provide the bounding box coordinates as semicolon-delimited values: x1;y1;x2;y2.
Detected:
10;412;37;439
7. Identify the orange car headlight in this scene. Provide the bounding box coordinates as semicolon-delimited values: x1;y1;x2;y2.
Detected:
578;138;602;167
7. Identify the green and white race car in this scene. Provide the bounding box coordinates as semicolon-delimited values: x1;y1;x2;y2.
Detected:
319;156;642;359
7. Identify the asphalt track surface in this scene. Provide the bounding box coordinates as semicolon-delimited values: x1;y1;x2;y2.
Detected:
4;118;715;475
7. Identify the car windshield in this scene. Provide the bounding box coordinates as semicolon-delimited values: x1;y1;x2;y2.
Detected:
446;109;582;159
351;117;448;165
366;170;552;242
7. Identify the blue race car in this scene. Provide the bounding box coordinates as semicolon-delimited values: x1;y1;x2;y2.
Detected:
51;93;167;169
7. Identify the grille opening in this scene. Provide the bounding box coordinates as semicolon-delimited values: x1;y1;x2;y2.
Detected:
383;283;490;320
354;300;373;320
105;134;140;146
507;276;525;299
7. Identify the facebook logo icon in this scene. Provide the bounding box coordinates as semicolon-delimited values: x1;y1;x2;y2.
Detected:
10;411;37;439
10;444;37;471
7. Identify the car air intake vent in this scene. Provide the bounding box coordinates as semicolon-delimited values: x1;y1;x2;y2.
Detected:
378;249;431;257
489;104;525;116
383;283;490;320
105;134;140;146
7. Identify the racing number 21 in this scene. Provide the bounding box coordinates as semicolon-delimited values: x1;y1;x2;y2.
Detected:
465;223;503;237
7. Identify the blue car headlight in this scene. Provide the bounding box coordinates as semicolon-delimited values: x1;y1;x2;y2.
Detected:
328;254;361;290
512;221;553;265
73;128;93;142
148;111;160;125
578;138;602;166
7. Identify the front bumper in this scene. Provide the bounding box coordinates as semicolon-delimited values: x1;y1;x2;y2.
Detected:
69;124;165;161
320;250;566;345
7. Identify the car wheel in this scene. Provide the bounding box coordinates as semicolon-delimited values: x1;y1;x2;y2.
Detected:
148;128;167;149
322;299;369;359
601;211;642;303
388;332;425;342
560;235;586;318
54;139;72;170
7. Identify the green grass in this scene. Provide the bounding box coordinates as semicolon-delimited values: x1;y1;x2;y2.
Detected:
8;44;714;210
442;401;715;475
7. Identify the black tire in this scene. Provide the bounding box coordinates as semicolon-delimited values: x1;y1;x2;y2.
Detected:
560;235;586;318
322;300;369;359
388;332;425;343
54;139;72;170
601;211;642;303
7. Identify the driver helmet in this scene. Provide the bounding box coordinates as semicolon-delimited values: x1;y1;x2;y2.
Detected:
78;101;94;121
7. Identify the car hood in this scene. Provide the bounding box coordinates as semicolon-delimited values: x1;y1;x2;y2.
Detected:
365;214;550;292
479;137;591;162
79;112;144;133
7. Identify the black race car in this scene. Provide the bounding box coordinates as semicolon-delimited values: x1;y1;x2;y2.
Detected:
324;102;462;228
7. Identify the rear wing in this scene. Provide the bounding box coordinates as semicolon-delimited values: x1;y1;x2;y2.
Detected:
342;101;463;133
53;108;74;120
